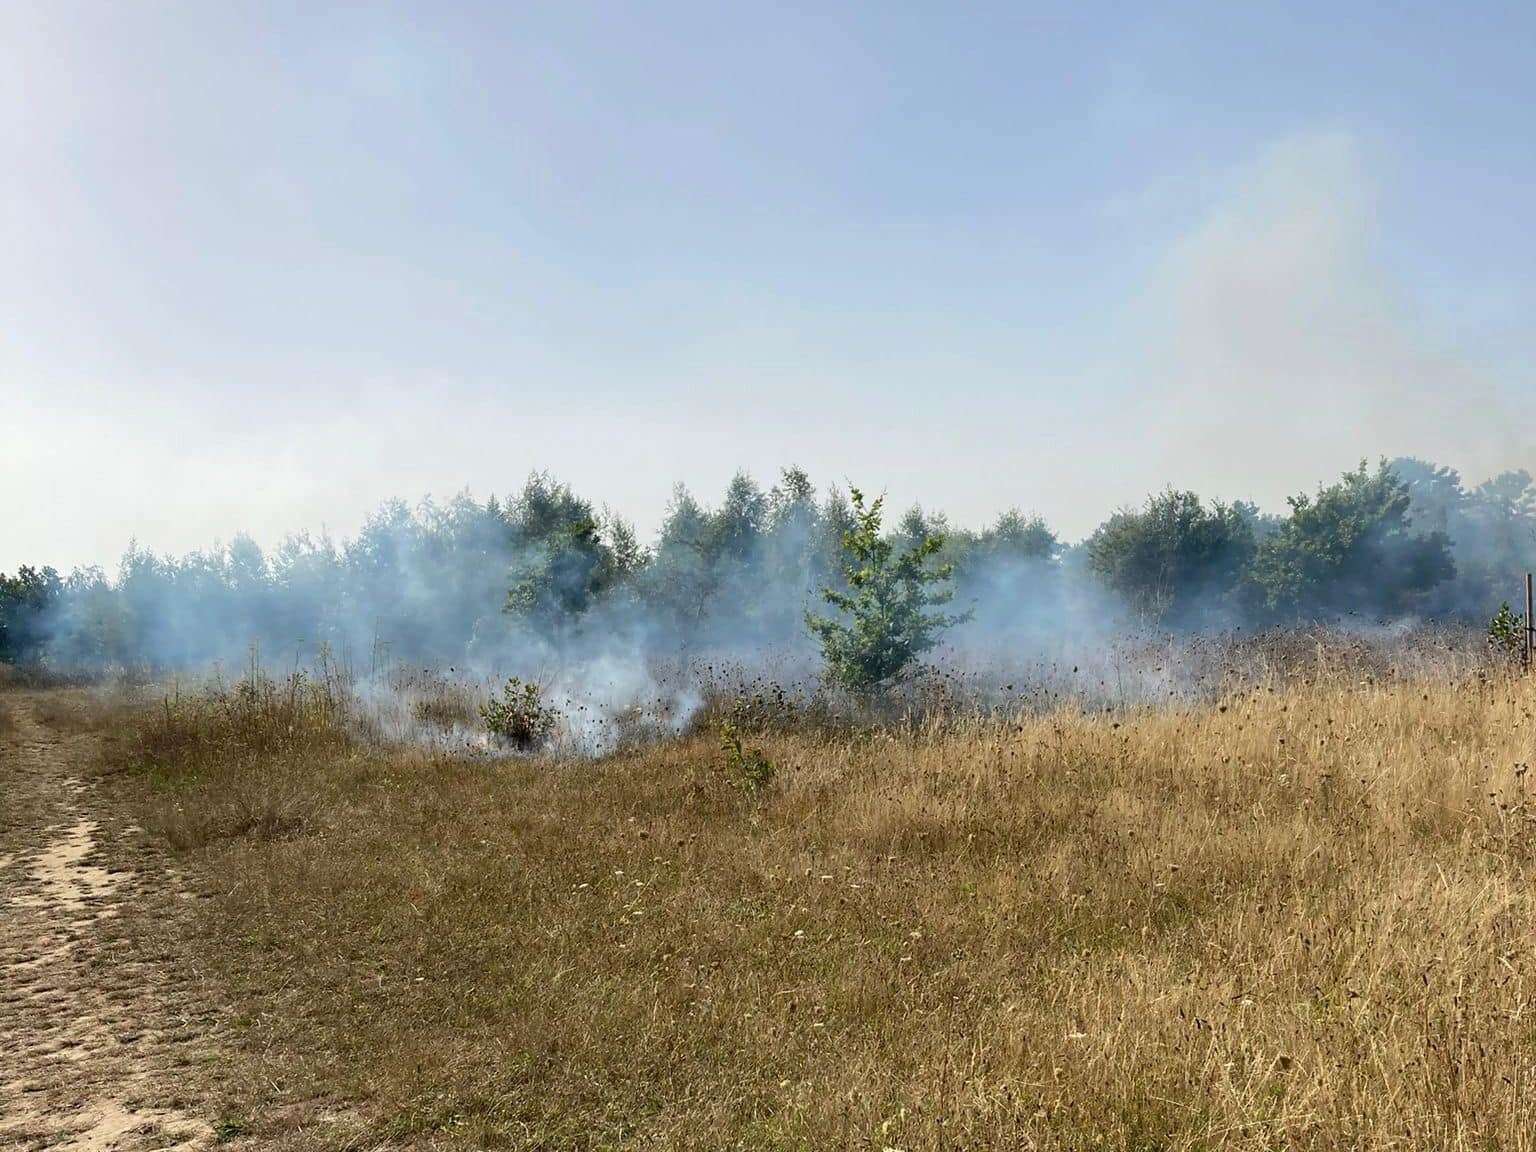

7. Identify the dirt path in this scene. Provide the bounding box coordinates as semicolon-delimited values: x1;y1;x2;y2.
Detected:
0;694;216;1151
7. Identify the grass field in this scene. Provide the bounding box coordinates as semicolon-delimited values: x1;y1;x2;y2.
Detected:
72;659;1536;1149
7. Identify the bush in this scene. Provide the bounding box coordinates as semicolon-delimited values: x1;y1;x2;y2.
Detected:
480;677;559;751
718;719;774;793
1489;602;1526;659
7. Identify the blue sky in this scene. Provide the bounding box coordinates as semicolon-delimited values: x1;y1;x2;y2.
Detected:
5;2;1536;570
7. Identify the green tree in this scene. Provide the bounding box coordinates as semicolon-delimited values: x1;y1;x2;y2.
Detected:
1391;457;1465;538
1086;490;1255;623
705;472;767;566
0;565;62;665
762;466;823;588
637;484;715;632
603;513;649;579
976;508;1057;564
1466;469;1536;593
806;488;969;691
1247;460;1454;617
505;514;617;628
503;474;624;632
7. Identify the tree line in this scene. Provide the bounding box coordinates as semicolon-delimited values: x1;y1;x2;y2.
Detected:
2;457;1531;673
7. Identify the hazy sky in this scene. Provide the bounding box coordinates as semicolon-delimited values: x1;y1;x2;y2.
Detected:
5;2;1536;572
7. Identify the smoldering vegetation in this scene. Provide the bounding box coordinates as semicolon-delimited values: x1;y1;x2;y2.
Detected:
67;648;1536;1148
2;455;1533;748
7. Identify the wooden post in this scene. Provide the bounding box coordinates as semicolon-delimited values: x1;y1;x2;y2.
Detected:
1525;573;1533;672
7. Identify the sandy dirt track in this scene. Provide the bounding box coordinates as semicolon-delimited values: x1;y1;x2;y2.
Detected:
0;694;215;1151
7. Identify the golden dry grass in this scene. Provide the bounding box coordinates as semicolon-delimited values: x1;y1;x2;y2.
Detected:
94;669;1536;1150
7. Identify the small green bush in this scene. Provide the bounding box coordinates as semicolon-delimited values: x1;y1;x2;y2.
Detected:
1489;602;1526;659
481;677;559;751
718;720;774;793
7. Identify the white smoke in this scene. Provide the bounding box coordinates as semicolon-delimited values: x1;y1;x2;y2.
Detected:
1137;130;1530;510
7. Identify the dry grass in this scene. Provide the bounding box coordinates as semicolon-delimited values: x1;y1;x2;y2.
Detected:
95;666;1536;1150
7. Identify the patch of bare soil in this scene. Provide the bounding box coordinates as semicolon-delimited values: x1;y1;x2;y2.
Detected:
0;695;217;1151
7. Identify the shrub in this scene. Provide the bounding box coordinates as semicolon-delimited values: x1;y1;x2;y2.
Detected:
718;719;774;793
480;677;559;751
1489;602;1526;659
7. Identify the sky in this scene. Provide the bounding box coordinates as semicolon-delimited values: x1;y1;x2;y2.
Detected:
4;1;1536;572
